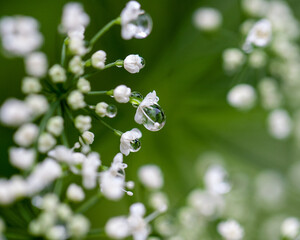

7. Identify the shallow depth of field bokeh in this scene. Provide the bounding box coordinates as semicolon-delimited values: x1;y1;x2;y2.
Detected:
1;0;300;239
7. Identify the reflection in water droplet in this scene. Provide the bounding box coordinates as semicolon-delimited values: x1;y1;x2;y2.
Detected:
130;138;141;152
142;104;166;131
107;104;117;118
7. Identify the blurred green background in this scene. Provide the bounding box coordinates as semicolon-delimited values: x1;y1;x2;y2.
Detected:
1;0;300;238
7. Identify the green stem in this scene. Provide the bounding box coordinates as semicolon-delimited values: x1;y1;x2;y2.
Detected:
103;60;123;69
84;108;123;136
75;193;102;213
85;228;106;239
83;60;123;79
61;38;69;67
57;103;69;148
89;17;121;47
87;90;110;96
33;101;60;160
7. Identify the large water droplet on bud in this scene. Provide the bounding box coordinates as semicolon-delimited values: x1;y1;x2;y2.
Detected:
130;13;153;39
142;104;166;131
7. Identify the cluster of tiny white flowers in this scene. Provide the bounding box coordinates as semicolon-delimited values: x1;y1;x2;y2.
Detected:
105;202;167;240
0;16;43;56
218;0;300;143
0;2;166;240
150;152;244;240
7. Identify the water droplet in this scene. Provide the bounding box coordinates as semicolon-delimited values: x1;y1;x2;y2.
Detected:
142;104;166;131
130;91;144;107
140;57;145;67
107;104;117;118
130;138;141;152
130;13;153;39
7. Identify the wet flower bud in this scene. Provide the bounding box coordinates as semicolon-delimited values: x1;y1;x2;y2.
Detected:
134;91;166;131
95;102;108;117
120;128;142;156
120;1;152;40
124;54;145;74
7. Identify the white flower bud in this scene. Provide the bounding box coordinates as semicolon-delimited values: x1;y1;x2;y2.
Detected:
49;64;67;83
75;115;91;132
227;84;256;110
77;77;91;93
248;49;267;68
95;102;108;117
9;147;35;170
243;18;272;52
217;220;244;240
22;77;42;94
42;194;59;211
67;90;86;110
14;123;39;147
91;50;106;69
105;217;130;239
124;54;144;74
120;128;142;156
67;184;85;202
61;3;90;33
25;52;48;77
67;215;90;238
281;217;300;239
38;132;56;153
46;116;64;136
149;192;169;211
48;145;73;163
223;48;246;73
69;56;84;76
82;131;94;145
69;35;87;56
268;109;292;139
56;204;72;221
25;94;49;116
46;225;67;240
114;85;131;103
193;8;222;31
0;99;32;126
138;165;164;189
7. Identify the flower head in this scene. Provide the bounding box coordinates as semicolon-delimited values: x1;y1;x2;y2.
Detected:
243;18;272;52
227;84;256;110
0;16;43;56
134;91;166;131
120;128;142;156
217;220;244;240
193;8;222;31
120;1;152;40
